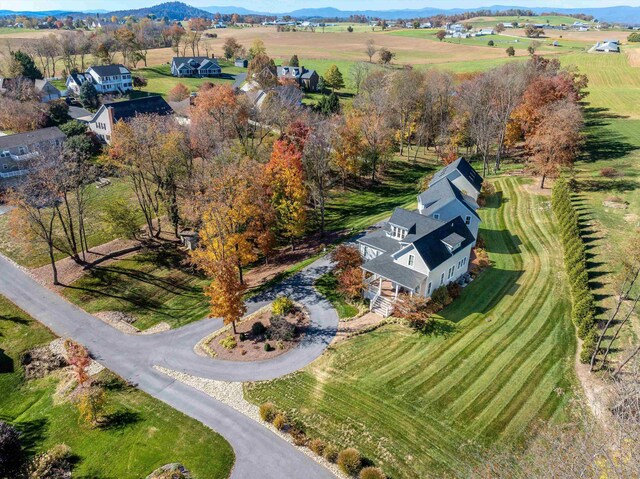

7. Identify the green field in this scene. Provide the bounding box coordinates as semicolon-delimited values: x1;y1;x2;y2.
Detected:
315;272;359;319
0;177;143;268
0;295;234;478
246;177;576;477
465;15;595;27
325;153;437;232
61;245;210;330
0;27;39;34
135;60;244;97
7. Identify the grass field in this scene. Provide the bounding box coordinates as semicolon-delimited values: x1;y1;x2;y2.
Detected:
464;15;596;27
315;272;359;319
246;177;576;477
0;295;234;478
135;60;245;97
62;245;210;330
325;153;437;232
0;177;143;268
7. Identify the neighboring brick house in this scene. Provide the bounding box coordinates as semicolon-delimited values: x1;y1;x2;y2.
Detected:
276;66;319;91
0;127;66;187
88;95;173;144
66;64;133;95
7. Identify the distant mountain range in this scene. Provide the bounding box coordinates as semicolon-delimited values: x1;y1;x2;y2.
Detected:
2;2;640;24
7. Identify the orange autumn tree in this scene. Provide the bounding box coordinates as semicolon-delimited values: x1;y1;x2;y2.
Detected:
204;260;247;334
266;125;308;249
191;159;272;283
332;113;362;188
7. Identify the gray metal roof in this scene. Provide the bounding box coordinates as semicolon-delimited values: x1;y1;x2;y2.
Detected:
418;179;480;219
388;208;445;243
357;229;401;254
429;157;483;193
362;253;427;290
441;232;465;248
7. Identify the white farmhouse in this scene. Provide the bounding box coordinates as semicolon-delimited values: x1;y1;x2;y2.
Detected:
66;64;133;95
357;157;483;316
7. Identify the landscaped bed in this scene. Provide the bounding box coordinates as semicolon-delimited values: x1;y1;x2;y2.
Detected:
206;299;310;361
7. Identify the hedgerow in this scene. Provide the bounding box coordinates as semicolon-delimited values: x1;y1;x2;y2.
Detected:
551;178;597;361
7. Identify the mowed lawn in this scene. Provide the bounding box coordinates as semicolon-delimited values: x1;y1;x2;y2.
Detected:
0;177;143;268
246;177;576;477
62;246;210;330
0;295;234;478
135;61;244;97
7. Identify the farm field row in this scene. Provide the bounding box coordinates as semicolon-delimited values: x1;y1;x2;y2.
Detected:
246;177;576;478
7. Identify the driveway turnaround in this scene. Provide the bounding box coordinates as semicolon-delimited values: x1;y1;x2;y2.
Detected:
0;254;339;478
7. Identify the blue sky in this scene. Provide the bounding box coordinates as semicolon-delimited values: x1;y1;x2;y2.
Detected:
2;0;640;12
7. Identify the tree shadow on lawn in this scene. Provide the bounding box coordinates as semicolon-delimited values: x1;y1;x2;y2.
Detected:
99;410;142;431
10;418;48;455
0;348;13;373
581;107;639;164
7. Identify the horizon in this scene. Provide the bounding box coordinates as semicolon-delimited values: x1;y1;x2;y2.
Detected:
3;0;640;13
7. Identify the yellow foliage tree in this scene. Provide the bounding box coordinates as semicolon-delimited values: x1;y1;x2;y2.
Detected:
204;260;247;334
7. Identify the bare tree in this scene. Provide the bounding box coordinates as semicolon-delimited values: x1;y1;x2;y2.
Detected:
349;62;370;95
365;39;376;62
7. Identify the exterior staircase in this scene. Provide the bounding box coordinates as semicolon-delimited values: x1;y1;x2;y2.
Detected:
370;294;394;318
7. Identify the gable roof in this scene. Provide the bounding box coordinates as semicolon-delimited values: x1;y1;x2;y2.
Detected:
429;157;483;193
96;96;173;124
88;64;130;76
418;179;480;219
410;216;475;270
387;208;444;243
0;127;65;149
172;57;220;70
34;79;60;94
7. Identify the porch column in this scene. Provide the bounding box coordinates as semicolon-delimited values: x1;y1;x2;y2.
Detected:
394;283;399;299
378;277;382;294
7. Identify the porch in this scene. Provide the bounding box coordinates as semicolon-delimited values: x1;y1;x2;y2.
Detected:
363;273;421;318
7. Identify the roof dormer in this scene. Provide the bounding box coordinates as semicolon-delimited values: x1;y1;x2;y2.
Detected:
441;230;465;252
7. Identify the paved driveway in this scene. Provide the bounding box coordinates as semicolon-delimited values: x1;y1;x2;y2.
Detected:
0;253;338;478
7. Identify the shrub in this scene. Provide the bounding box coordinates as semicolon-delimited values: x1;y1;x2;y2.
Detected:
600;167;617;178
580;328;599;364
239;333;246;341
273;413;287;430
487;40;494;46
292;431;308;446
251;321;266;336
264;342;274;352
431;286;451;308
309;438;325;456
475;248;490;269
337;448;362;476
219;335;237;350
168;83;191;102
338;266;365;300
272;296;294;315
393;293;436;331
447;282;462;300
0;421;25;478
323;444;339;463
267;315;295;341
29;444;72;479
259;403;278;422
332;245;363;271
360;466;386;479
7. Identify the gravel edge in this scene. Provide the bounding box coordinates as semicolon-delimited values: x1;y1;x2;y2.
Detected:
154;366;346;479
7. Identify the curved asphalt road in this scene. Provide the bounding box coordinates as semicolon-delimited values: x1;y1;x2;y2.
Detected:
0;254;339;478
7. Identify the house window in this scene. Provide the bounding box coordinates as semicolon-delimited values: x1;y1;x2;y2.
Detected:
440;272;445;285
427;282;432;294
433;213;440;219
408;254;415;267
465;215;471;225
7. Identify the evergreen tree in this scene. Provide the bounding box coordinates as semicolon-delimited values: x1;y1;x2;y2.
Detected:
317;92;340;115
289;54;300;67
10;50;43;79
79;81;99;110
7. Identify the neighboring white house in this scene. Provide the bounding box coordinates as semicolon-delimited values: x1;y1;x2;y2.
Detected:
429;157;484;200
88;95;173;144
357;157;483;316
170;57;221;78
66;65;133;95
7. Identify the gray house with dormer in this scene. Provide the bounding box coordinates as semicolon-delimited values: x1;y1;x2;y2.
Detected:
171;57;221;77
357;157;483;316
66;64;133;95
